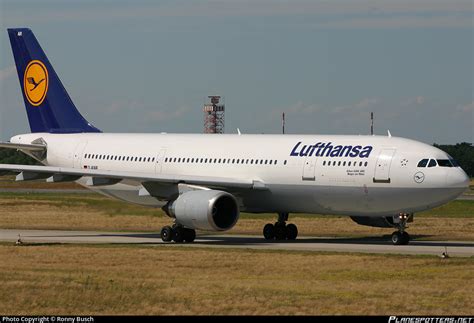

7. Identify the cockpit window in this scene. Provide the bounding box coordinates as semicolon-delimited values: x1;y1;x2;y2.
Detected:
437;159;453;167
428;159;437;167
450;159;460;167
417;159;428;167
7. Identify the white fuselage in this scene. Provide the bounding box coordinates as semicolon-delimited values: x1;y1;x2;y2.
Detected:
11;133;469;217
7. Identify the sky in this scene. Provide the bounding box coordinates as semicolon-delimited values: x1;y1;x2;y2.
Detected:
0;0;472;145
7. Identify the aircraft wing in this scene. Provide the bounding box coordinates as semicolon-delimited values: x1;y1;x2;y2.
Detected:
0;164;265;199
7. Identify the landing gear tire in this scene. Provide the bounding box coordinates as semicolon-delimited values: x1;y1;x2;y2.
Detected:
391;231;402;245
391;231;410;245
401;232;410;245
160;226;173;242
274;223;287;240
286;223;298;240
263;223;275;240
183;228;196;243
172;227;184;243
262;213;298;241
161;225;196;243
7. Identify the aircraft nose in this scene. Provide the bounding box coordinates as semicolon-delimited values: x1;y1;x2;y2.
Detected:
447;168;470;189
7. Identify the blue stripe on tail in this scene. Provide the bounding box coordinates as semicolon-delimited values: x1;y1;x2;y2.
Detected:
8;28;101;133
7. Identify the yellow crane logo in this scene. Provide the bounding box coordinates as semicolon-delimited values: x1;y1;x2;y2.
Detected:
23;60;48;106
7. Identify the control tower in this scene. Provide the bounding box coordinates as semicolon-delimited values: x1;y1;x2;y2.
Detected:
203;96;225;134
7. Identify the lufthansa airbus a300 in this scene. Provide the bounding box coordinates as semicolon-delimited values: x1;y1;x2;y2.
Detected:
0;28;469;245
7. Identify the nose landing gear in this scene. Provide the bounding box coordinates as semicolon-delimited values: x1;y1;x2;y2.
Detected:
391;213;411;245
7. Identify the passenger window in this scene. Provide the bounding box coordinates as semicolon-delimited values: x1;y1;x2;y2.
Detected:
428;159;437;167
333;161;336;166
343;161;346;166
338;161;341;166
274;160;277;165
284;160;287;165
417;159;428;167
348;161;351;166
364;162;368;167
359;161;362;167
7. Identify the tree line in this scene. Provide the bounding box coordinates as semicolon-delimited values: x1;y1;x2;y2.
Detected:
433;142;473;178
0;142;473;177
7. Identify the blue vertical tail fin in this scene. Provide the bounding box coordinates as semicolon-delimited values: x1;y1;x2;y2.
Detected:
8;28;101;133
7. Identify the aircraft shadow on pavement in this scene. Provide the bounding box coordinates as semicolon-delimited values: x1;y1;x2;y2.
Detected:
78;232;473;248
23;232;473;248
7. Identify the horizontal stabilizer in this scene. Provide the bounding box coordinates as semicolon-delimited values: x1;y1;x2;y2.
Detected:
0;142;46;151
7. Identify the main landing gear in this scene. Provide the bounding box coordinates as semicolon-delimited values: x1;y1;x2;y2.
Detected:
391;213;411;245
161;224;196;243
263;212;298;240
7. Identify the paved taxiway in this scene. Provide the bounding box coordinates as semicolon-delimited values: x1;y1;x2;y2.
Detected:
0;229;472;257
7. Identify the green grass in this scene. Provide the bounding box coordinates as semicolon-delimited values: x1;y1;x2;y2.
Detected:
417;200;474;218
0;192;160;217
0;243;472;315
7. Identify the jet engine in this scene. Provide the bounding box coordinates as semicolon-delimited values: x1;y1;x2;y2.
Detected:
163;190;239;231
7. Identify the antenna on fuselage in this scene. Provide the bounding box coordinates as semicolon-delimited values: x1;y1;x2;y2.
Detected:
370;112;374;135
282;112;285;134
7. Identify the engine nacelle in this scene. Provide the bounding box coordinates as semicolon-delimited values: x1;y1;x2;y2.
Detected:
164;190;239;231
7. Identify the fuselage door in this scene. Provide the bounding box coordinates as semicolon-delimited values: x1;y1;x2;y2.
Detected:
73;140;88;169
155;148;167;174
302;157;316;181
373;149;396;183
